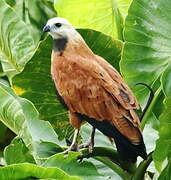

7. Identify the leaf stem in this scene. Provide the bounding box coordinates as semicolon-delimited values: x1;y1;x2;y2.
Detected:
95;156;131;179
141;86;162;129
132;152;153;180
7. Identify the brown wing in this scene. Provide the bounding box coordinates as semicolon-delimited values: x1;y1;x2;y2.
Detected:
94;55;139;110
52;52;141;144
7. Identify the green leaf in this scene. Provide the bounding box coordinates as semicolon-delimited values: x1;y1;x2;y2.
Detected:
158;160;171;180
4;137;35;165
54;0;133;39
120;0;171;105
119;1;171;174
4;0;15;6
12;29;122;140
43;152;102;180
0;82;61;163
153;108;171;170
5;0;56;45
0;0;36;78
161;64;171;97
88;158;122;180
35;141;63;159
153;64;171;170
0;163;82;180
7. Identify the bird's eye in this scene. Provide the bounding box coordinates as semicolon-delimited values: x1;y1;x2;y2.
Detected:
55;23;62;28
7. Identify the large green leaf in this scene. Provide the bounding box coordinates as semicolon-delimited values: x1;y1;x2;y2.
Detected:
4;136;64;165
42;135;128;179
54;0;132;39
153;65;171;171
12;29;122;140
5;0;56;45
4;137;35;165
0;0;36;78
0;82;62;163
43;152;102;180
89;158;122;180
120;0;171;105
153;99;171;171
0;163;81;180
120;0;171;174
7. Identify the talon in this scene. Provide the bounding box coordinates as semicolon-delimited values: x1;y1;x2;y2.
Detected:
63;143;79;154
79;141;94;154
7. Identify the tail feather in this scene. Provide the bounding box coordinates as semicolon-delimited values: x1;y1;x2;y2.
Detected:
114;135;147;162
78;113;147;162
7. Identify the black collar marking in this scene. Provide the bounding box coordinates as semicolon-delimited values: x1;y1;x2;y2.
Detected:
53;37;68;52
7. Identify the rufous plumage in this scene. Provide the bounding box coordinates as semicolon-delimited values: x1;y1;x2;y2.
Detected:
43;17;147;162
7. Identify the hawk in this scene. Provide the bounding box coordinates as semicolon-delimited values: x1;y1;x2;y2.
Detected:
43;17;147;162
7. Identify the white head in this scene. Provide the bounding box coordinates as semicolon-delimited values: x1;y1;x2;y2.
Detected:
43;17;79;40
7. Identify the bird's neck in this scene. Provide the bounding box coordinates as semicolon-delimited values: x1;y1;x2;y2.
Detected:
53;36;94;57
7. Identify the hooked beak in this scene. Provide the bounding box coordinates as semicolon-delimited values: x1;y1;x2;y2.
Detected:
43;25;50;32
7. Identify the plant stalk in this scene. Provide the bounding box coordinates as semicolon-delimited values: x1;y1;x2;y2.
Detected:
132;152;153;180
141;86;162;129
95;156;131;179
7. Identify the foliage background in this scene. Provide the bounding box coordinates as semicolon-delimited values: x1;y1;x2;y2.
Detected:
0;0;170;179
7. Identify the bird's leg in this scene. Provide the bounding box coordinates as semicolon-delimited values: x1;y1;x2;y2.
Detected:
79;127;96;153
64;111;82;154
63;129;80;154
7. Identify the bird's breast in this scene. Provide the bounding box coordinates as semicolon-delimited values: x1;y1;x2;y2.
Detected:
51;55;88;100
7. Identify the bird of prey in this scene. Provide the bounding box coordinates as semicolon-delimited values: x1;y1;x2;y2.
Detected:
43;17;147;162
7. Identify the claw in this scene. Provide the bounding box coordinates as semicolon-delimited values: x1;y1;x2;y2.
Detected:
78;142;93;163
63;143;80;154
79;141;94;154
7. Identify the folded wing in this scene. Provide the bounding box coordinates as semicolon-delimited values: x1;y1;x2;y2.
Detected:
54;53;142;145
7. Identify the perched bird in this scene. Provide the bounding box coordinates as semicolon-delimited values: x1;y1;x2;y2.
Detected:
43;17;147;162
